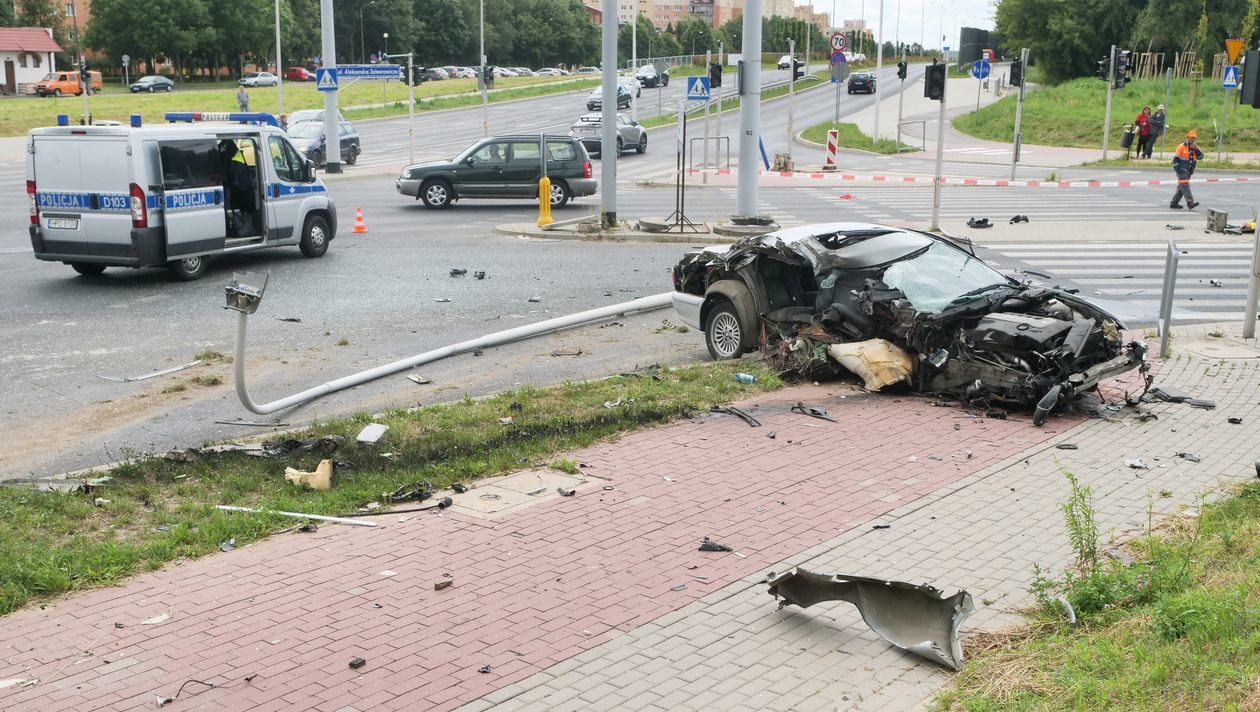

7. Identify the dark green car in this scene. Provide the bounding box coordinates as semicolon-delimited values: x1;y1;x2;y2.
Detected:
396;134;597;209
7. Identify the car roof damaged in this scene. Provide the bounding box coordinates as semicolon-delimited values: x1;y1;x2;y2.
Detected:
673;223;1151;423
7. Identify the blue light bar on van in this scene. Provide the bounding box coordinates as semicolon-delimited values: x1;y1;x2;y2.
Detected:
56;114;70;126
130;114;142;127
163;112;280;127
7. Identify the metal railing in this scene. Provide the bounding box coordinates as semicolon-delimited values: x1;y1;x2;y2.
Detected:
897;120;927;152
689;136;731;170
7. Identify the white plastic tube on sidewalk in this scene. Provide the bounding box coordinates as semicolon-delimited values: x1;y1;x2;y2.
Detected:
234;293;673;415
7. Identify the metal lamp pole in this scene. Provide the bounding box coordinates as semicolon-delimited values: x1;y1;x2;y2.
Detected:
632;13;638;121
274;0;284;115
319;0;341;173
359;0;375;64
873;0;883;145
1009;47;1029;180
736;0;762;218
480;0;488;136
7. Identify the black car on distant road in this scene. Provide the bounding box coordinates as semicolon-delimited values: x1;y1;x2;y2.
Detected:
129;75;174;93
847;72;876;94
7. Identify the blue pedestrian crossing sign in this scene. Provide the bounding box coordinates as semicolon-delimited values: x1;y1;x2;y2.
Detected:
315;68;338;92
686;76;711;101
1223;65;1239;89
971;59;991;80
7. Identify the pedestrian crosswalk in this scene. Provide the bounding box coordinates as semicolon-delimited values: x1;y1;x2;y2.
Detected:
980;241;1259;324
816;186;1167;222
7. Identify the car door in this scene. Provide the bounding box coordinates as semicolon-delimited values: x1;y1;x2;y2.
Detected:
158;139;227;259
453;141;509;196
616;114;636;145
504;140;544;197
265;135;307;243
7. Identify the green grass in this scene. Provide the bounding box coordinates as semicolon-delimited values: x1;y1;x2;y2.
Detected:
4;74;596;137
935;481;1260;711
954;75;1260;153
1083;154;1260;171
639;69;830;129
800;121;915;154
0;360;782;616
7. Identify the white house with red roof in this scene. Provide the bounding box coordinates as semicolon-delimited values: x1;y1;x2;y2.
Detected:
1;27;62;95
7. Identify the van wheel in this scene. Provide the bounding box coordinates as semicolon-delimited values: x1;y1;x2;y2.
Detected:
705;300;747;360
169;255;207;281
346;146;359;165
53;89;61;98
300;215;330;257
549;180;570;208
71;263;106;276
420;179;453;209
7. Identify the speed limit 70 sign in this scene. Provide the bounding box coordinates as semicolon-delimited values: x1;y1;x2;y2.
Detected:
831;33;847;52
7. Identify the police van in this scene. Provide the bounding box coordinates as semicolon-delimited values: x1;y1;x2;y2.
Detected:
26;112;337;281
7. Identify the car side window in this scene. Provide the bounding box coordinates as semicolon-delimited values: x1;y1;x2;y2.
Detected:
509;142;541;163
547;142;576;161
471;142;507;163
268;136;303;182
617;115;631;126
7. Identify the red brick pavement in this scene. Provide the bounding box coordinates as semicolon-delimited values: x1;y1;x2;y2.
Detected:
0;385;1077;711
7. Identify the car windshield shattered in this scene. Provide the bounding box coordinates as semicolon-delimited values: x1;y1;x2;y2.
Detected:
672;223;1150;424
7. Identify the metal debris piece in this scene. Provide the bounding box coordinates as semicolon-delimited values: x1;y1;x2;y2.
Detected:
452;483;469;493
297;523;318;533
768;568;973;670
1229;417;1244;424
1125;458;1149;470
97;359;203;383
435;579;453;591
698;537;734;552
966;217;992;228
478;665;493;674
473;349;484;356
1189;399;1216;409
1009;215;1029;224
709;405;762;427
450;268;467;277
219;538;236;552
791;401;837;422
0;679;39;690
1136;412;1159;422
214;419;288;427
94;497;110;506
551;347;583;356
526;486;547;496
871;523;891;530
1056;443;1079;450
474;271;486;279
1165;224;1184;230
276;317;302;322
356;423;389;444
767;431;777;439
528;296;542;303
142;610;171;625
435;297;451;302
349;658;366;669
216;504;378;527
1209;279;1223;287
557;487;576;497
671;584;688;592
1148;385;1191;403
407;374;432;385
1177;452;1202;462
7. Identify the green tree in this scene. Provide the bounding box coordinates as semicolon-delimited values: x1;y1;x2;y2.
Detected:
996;0;1143;83
1242;0;1260;48
283;0;322;64
674;16;715;56
716;16;742;50
0;0;18;28
412;0;472;65
85;0;211;75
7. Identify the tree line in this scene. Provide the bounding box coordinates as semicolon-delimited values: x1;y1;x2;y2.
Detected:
997;0;1258;84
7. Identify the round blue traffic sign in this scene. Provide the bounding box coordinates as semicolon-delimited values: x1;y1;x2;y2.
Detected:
830;51;847;66
971;59;991;80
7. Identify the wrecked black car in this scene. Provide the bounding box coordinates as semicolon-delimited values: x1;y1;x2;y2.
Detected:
671;223;1149;423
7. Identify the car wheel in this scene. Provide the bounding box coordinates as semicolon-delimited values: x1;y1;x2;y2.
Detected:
346;146;359;165
420;179;453;209
300;214;330;257
168;255;207;281
71;263;106;276
309;149;323;167
53;89;61;97
636;134;647;154
549;179;570;208
705;300;747;360
615;137;624;156
148;86;155;93
165;85;173;92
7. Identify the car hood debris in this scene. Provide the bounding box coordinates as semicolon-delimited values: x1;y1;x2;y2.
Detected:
673;223;1150;422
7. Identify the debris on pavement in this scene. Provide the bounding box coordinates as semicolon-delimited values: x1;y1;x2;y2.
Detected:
1009;215;1030;224
386;482;433;503
435;579;453;591
1177;452;1202;462
734;372;757;383
142;609;172;625
1056;443;1079;450
1229;417;1244;424
450;268;467;277
766;567;974;670
478;665;493;674
1125;458;1150;470
1136;412;1159;422
551;347;583;357
791;402;837;422
453;483;470;493
284;459;334;490
1146;385;1191;403
435;297;451;303
276;317;302;322
218;538;236;552
155;679;221;707
214;419;289;427
1165;224;1184;230
474;270;486;279
263;436;345;457
216;504;378;527
670;584;688;591
1209;279;1224;287
827;339;914;391
698;537;734;552
407;374;432;385
528;296;542;303
0;679;39;690
709;405;762;427
557;486;576;497
966;217;992;228
356;423;389;444
1189;399;1217;410
97;359;202;382
349;658;366;670
871;523;891;530
93;497;110;506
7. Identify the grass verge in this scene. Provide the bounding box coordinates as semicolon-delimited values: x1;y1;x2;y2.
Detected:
639;70;830;130
935;476;1260;710
0;360;782;616
799;121;916;154
1082;154;1260;172
953;75;1260;153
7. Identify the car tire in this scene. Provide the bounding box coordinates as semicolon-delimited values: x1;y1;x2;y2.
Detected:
71;263;106;276
309;149;323;167
168;255;207;281
549;179;571;208
420;179;453;209
165;85;173;92
346;146;359;165
53;89;61;97
300;214;330;257
705;300;747;360
615;137;624;156
148;86;155;93
636;134;647;154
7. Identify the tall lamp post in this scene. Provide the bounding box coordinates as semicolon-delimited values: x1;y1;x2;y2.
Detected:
274;0;283;115
359;0;376;63
383;32;389;57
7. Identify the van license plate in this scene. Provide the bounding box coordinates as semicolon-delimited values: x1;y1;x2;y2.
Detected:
47;218;79;230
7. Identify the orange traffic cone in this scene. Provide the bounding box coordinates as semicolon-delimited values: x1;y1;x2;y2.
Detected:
351;207;368;234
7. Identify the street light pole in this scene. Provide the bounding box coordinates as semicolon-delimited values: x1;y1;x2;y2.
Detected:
632;12;638;121
735;0;762;218
358;0;376;64
274;0;283;115
873;0;883;146
320;0;341;173
480;0;488;136
600;0;617;226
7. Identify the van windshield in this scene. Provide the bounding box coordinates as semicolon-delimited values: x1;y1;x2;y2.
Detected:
41;73;57;81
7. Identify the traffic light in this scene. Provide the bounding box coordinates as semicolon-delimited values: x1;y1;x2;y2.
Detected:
1240;50;1260;107
709;61;722;88
412;66;428;85
1009;59;1023;87
1097;56;1109;81
481;66;495;90
791;58;804;82
1114;49;1133;89
924;60;945;101
896;61;907;80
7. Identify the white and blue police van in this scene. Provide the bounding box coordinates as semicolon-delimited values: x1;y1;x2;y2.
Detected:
25;112;336;280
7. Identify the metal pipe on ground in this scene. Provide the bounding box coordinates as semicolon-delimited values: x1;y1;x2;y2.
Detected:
234;293;673;415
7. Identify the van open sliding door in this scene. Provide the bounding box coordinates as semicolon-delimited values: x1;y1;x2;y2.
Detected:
157;140;226;260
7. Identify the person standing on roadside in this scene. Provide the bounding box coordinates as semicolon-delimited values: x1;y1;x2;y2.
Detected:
1170;130;1203;210
236;84;250;112
1134;106;1151;158
1146;104;1166;158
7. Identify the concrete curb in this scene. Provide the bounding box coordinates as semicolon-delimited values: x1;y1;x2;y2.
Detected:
494;221;731;244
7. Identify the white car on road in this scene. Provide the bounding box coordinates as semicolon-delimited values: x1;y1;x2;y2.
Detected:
239;71;278;87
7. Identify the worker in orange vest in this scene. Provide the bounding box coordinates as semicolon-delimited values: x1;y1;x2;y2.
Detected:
1169;130;1203;210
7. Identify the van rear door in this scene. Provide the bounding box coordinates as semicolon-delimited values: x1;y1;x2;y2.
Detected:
32;135;131;259
158;140;226;259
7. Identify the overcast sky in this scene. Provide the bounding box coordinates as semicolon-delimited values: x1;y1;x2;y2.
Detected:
801;0;994;50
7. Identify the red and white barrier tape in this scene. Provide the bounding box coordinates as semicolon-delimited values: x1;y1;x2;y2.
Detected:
685;168;1258;188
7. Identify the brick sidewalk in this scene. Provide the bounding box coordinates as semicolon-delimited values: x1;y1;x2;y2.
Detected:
3;328;1258;712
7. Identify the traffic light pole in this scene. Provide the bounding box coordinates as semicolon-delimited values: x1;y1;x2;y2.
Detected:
1010;47;1028;181
930;66;947;231
787;38;795;160
873;0;883;146
716;43;723;153
1102;44;1115;161
735;0;762;218
319;0;341;173
704;50;711;170
895;54;905;151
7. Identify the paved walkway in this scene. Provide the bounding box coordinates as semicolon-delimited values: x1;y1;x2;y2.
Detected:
3;326;1259;712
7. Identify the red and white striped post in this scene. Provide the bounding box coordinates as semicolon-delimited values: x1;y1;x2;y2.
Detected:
824;129;839;170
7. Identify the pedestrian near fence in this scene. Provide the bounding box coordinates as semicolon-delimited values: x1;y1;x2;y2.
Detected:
1146;104;1166;158
1169;130;1202;210
1134;106;1151;158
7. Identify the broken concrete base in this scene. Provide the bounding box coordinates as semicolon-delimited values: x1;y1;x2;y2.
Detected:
712;221;781;238
636;217;711;234
495;222;728;244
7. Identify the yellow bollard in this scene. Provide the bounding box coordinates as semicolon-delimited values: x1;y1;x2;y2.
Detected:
537;175;553;228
